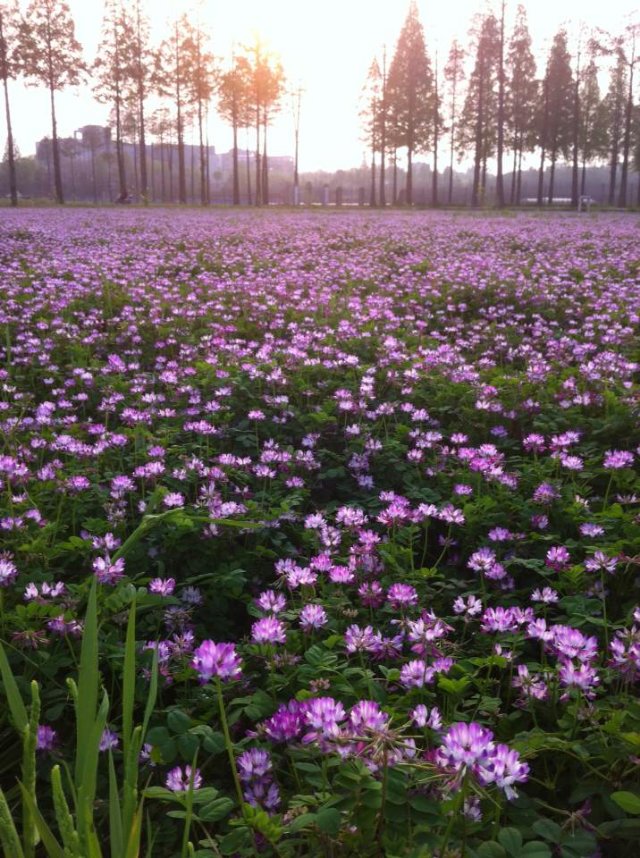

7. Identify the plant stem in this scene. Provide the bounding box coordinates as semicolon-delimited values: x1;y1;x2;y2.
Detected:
215;677;245;810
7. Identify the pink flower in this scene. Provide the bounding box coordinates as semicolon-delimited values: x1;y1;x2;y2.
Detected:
191;641;242;682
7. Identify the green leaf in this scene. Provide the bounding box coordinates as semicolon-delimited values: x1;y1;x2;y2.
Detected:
498;828;523;856
199;797;234;823
0;643;28;732
532;818;562;843
477;842;507;858
611;791;640;815
315;808;341;836
75;578;100;788
218;827;253;855
17;785;62;858
520;842;552;858
168;709;192;735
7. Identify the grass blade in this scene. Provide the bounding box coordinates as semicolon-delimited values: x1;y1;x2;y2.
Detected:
18;784;65;858
0;787;25;858
0;642;28;732
75;578;99;788
108;751;124;858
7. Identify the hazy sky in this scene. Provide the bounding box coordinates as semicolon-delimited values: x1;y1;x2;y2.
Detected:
5;0;638;171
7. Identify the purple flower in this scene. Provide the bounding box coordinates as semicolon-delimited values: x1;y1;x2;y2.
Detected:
163;492;185;508
99;729;119;752
256;590;287;614
410;705;442;730
400;659;434;688
251;617;287;645
477;743;530;800
303;697;345;742
584;551;618;574
148;577;176;596
603;450;634;470
191;640;242;682
0;553;18;587
165;765;202;792
545;546;571;572
344;624;377;653
93;555;125;585
36;725;57;752
558;659;600;699
237;748;272;781
299;604;328;631
349;700;389;733
437;722;495;771
387;583;418;610
262;701;307;742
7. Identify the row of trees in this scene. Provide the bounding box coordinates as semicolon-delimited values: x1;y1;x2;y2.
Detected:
362;1;640;207
0;0;286;205
2;0;640;208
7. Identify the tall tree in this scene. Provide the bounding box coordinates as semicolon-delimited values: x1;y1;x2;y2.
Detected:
0;0;19;205
577;56;606;196
379;46;387;206
505;4;537;204
602;49;626;204
217;54;252;205
569;28;585;207
386;1;433;205
431;47;443;206
94;0;130;202
495;0;506;207
460;13;499;207
246;39;284;207
444;39;465;204
20;0;85;204
361;56;382;206
183;21;215;206
128;0;151;203
155;14;196;204
544;30;573;204
617;22;640;207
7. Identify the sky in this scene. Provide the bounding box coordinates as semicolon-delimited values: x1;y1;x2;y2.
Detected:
5;0;639;171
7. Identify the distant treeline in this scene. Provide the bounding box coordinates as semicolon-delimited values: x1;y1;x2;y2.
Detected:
1;0;639;208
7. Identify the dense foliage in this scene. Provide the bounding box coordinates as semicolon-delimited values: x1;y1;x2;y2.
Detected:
0;209;639;857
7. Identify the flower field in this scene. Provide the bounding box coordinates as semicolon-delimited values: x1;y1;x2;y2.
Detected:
0;208;639;857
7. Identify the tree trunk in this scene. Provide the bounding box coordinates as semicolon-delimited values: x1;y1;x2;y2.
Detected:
617;62;634;208
138;96;148;204
581;156;587;198
392;150;397;204
1;74;18;206
232;118;240;205
608;141;618;206
516;146;523;205
496;0;506;207
90;147;98;204
198;97;206;205
245;140;252;205
262;116;269;205
369;149;376;207
472;63;484;208
548;149;557;204
379;50;386;207
571;65;580;207
406;146;413;205
150;141;155;201
510;143;517;205
49;84;64;203
255;102;261;206
115;90;127;202
537;144;545;206
160;136;166;202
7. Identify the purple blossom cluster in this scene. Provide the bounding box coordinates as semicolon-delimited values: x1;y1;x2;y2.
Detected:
1;210;639;846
